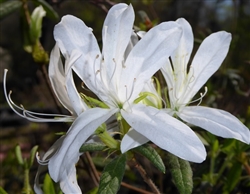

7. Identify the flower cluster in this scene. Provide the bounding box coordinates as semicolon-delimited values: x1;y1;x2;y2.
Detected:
3;3;249;194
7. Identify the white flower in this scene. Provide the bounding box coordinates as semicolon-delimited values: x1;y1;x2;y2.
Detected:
46;3;209;193
4;43;88;193
161;18;250;145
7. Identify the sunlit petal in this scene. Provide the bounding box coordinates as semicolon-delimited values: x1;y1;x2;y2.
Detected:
185;31;232;101
120;22;182;104
49;107;117;182
54;15;102;95
102;3;134;87
34;136;65;194
121;128;149;152
179;106;250;144
59;165;81;194
121;104;206;163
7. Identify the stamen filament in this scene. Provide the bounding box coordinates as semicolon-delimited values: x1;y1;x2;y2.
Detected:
3;69;74;123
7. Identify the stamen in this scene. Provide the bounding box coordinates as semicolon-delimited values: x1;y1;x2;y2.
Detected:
126;78;136;102
188;86;208;106
3;69;74;123
108;58;117;84
36;152;49;165
122;59;126;68
123;78;137;111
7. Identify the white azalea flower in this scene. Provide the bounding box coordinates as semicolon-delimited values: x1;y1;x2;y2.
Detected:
47;3;208;193
4;42;88;193
161;18;250;144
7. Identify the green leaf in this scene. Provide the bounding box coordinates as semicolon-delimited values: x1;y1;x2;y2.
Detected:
28;145;38;168
133;144;165;173
98;154;127;194
0;0;22;20
33;0;59;20
43;173;56;194
15;144;24;165
166;153;193;194
0;187;8;194
79;143;107;152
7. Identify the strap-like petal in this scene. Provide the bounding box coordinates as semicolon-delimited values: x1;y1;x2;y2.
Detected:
121;128;149;153
54;15;101;95
179;106;250;144
120;22;182;104
34;136;65;194
48;44;75;115
166;18;194;104
48;107;117;183
121;104;206;163
102;3;134;89
185;31;232;102
59;165;81;194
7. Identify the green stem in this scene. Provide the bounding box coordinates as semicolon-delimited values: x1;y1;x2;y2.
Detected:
209;152;215;185
22;168;33;194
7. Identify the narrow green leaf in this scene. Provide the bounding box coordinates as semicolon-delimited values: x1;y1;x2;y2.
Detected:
223;161;242;192
0;187;8;194
166;153;193;194
133;144;165;173
33;0;59;20
0;0;22;20
43;173;56;194
15;145;24;165
79;143;107;152
28;145;38;168
98;154;127;194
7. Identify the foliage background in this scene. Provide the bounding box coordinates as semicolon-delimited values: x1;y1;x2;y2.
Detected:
0;0;250;193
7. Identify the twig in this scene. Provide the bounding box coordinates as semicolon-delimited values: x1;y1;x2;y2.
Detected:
21;0;31;24
84;152;100;183
88;0;116;13
131;158;161;194
121;182;154;194
80;155;99;187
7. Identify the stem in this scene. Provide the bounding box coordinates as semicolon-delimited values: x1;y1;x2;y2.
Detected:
209;152;215;185
121;182;154;194
131;159;161;194
84;152;100;183
22;168;33;194
21;0;31;24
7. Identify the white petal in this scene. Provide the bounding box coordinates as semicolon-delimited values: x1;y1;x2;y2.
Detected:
171;18;193;71
121;128;149;153
65;49;89;115
54;15;101;95
102;3;134;86
169;18;194;101
48;44;75;115
179;106;250;144
185;31;232;101
120;22;182;103
34;136;65;194
124;31;139;60
59;165;81;194
121;104;206;163
48;107;117;182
